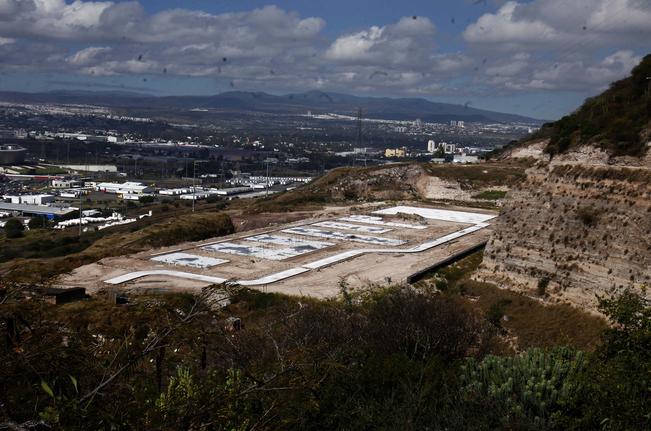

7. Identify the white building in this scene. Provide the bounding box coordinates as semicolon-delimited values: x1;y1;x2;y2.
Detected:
52;178;82;188
59;190;84;198
453;154;480;164
3;194;56;205
180;192;209;200
96;181;152;195
427;140;436;153
353;147;380;155
159;188;191;196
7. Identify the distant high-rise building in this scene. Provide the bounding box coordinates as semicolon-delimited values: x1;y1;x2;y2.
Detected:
450;120;457;126
457;121;465;128
427;140;436;152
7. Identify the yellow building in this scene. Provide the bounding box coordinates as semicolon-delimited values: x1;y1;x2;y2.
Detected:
384;148;406;158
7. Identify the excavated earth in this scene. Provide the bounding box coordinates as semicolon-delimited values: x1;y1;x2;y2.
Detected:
477;143;651;312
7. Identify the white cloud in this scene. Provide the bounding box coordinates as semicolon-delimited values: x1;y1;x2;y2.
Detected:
464;0;651;49
67;46;112;66
0;0;646;102
463;2;563;47
463;0;648;93
486;50;642;91
326;16;436;66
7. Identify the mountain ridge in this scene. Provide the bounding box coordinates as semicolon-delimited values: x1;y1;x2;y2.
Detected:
505;53;651;158
0;89;544;124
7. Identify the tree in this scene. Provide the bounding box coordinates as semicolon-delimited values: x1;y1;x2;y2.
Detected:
565;289;651;429
4;218;25;238
28;216;46;230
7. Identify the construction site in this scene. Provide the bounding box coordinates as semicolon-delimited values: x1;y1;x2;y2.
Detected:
59;205;496;298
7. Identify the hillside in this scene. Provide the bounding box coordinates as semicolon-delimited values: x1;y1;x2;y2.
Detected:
0;89;543;124
249;161;530;213
479;55;651;313
477;164;651;311
532;54;651;157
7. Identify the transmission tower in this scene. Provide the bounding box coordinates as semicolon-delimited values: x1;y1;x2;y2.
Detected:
355;108;363;148
355;108;367;166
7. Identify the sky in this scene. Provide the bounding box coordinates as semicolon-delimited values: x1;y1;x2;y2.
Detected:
0;0;649;120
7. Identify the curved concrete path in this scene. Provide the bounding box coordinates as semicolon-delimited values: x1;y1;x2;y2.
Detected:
104;223;488;286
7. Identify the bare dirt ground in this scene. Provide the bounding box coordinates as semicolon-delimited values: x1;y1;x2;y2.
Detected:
58;203;495;299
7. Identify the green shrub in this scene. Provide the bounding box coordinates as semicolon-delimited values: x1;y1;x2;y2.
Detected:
4;218;25;238
543;54;651;156
473;190;507;200
205;194;220;203
565;289;651;429
460;348;586;429
28;217;47;230
577;206;600;226
537;278;550;296
486;298;512;328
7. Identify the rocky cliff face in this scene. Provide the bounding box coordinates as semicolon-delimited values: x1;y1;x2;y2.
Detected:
477;156;651;312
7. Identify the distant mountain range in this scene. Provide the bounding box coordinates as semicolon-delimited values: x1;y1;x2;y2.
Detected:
0;89;545;124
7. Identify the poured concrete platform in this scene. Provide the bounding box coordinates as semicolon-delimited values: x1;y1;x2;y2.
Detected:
60;204;496;298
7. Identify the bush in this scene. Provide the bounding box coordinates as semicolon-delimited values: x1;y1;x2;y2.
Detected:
564;289;651;429
577;206;600;226
543;54;651;156
486;298;511;328
472;190;507;200
205;194;220;204
460;348;586;429
28;217;47;230
537;277;550;296
4;218;25;238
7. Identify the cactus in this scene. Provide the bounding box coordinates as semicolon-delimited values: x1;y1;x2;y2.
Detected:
460;348;585;429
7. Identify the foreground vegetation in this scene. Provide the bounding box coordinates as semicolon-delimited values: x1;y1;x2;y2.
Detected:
415;251;607;351
1;279;648;430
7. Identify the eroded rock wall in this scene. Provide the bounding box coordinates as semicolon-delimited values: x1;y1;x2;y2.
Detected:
477;161;651;311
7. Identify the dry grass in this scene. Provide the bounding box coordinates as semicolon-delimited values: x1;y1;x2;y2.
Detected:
247;163;417;213
460;280;607;351
0;212;234;283
423;161;531;190
416;251;607;351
